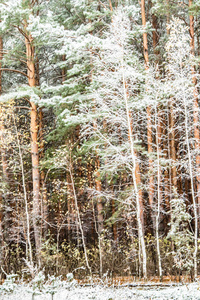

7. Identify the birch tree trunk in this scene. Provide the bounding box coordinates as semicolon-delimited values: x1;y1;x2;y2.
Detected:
141;0;164;278
122;61;147;278
0;36;5;279
169;101;177;193
13;114;33;266
183;92;198;279
39;109;48;240
155;106;163;279
68;154;92;275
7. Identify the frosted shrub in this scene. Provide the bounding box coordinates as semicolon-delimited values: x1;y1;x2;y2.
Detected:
27;271;45;299
64;272;78;290
45;275;63;300
32;271;45;290
167;196;194;273
0;274;18;294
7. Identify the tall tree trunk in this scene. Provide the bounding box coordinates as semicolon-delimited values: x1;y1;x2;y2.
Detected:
166;0;170;34
0;36;5;279
161;115;170;212
140;0;154;279
68;154;92;275
90;51;104;235
141;0;164;279
25;34;41;264
189;0;199;278
124;81;147;279
152;12;159;61
183;91;198;279
67;166;77;241
169;101;177;192
0;37;9;187
140;0;149;67
155;107;163;279
141;0;155;234
13;113;33;266
146;106;156;235
94;156;104;233
123;68;147;277
166;14;178;208
39;109;48;240
189;0;200;219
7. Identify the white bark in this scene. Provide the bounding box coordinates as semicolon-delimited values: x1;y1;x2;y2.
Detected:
155;106;162;279
121;50;147;279
183;93;198;278
69;154;92;275
13;113;33;266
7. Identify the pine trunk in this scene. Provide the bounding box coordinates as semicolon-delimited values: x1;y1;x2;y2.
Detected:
25;34;41;264
141;0;155;235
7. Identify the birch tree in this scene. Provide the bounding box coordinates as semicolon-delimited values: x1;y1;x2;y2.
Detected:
165;18;199;278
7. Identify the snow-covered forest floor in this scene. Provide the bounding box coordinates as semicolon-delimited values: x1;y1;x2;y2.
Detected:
1;282;200;300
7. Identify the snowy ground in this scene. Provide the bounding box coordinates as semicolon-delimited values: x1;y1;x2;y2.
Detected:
1;283;200;300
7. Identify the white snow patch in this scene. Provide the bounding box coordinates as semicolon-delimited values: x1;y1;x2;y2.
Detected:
0;283;200;300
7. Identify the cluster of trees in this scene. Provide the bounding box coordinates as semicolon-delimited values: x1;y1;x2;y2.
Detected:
0;0;199;281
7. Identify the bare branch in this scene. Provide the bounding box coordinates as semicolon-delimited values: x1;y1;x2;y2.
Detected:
0;68;29;78
14;106;31;110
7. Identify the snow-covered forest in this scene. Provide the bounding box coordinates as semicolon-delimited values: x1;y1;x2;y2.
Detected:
0;0;200;288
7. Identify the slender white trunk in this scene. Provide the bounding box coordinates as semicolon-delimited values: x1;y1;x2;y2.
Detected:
155;106;162;279
177;56;198;277
121;51;147;279
183;95;198;278
69;155;92;275
13;113;33;266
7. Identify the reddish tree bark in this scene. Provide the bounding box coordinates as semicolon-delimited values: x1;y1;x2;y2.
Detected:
25;33;41;263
